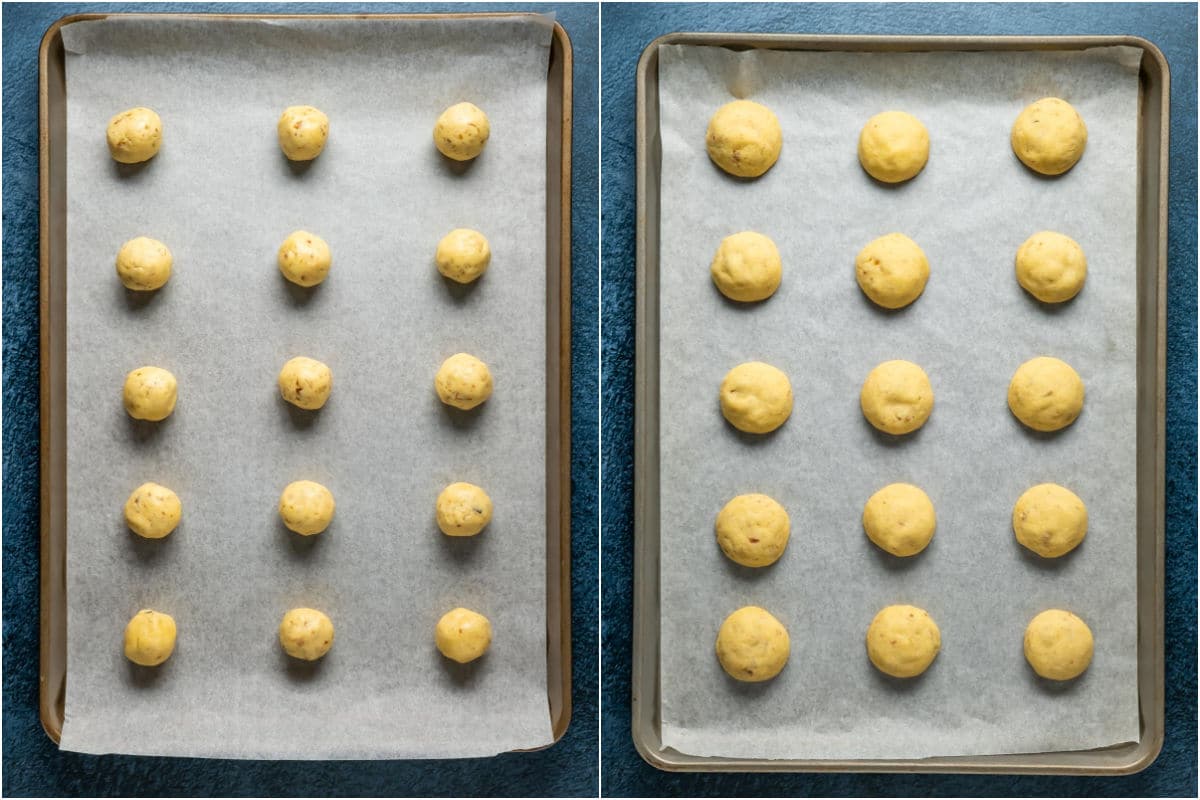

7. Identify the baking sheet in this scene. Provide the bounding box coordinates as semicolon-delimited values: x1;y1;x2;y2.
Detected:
59;14;554;759
656;44;1142;761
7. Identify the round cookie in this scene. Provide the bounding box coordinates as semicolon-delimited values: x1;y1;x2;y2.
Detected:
719;361;793;434
106;107;162;164
436;229;491;284
277;230;332;287
1007;356;1084;432
434;102;490;161
436;482;493;537
705;100;783;178
857;111;930;183
435;353;493;410
1024;609;1093;680
124;609;176;667
124;482;182;539
715;493;790;567
1013;483;1087;558
860;360;934;435
278;356;333;411
436;607;492;663
123;366;177;422
862;483;935;557
855;233;929;309
710;231;782;303
116;237;173;291
1011;97;1088;176
279;480;336;536
279;608;335;661
277;106;329;161
866;604;940;678
715;606;790;682
1015;231;1087;303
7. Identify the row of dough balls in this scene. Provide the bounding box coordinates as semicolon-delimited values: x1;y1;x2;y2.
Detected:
720;356;1085;436
106;102;491;165
705;97;1087;180
711;229;1087;307
716;605;1094;683
122;605;493;667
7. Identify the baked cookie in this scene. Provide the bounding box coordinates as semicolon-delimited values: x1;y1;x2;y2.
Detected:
277;106;329;161
123;366;177;422
436;229;491;284
434;102;490;161
705;100;783;178
436;482;493;537
855;233;929;309
1013;483;1087;558
860;360;933;435
857;111;930;183
1015;231;1087;303
710;231;782;302
279;608;335;661
715;493;790;567
107;107;162;164
116;237;172;291
1007;356;1084;432
124;482;182;539
715;606;790;682
279;480;336;536
435;353;493;410
862;483;935;557
124;609;176;666
719;361;793;434
278;231;332;287
1011;97;1087;175
866;604;940;678
278;357;333;411
1024;609;1093;680
436;607;492;663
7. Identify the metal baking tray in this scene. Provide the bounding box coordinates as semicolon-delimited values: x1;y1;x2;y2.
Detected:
39;12;572;751
633;33;1167;774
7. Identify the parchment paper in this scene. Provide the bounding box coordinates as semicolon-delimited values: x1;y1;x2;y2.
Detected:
657;44;1142;760
60;15;554;759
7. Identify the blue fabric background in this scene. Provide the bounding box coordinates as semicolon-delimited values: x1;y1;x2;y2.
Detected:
1;2;598;796
600;3;1196;797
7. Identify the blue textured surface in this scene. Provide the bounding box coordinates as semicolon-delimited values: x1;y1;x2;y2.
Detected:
1;2;597;795
600;3;1196;796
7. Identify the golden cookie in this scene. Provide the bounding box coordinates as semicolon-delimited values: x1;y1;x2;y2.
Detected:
278;230;332;287
705;100;782;178
435;353;493;410
436;607;492;663
1008;356;1084;432
860;360;933;435
436;229;491;284
1011;97;1087;175
858;111;930;183
124;609;176;666
107;107;162;164
710;231;782;302
715;493;790;567
279;480;335;536
115;237;172;291
1024;609;1093;680
279;608;335;661
1015;231;1087;303
866;604;940;678
123;366;177;422
277;106;329;161
278;356;332;411
1013;483;1087;558
436;482;493;537
719;361;793;434
715;606;790;682
124;482;182;539
434;102;490;161
862;483;935;557
855;233;929;309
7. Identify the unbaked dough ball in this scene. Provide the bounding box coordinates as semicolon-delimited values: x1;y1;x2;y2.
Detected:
1011;97;1088;176
279;480;336;536
866;604;940;678
436;482;493;537
124;609;176;667
436;607;492;663
115;237;172;291
1013;483;1087;558
436;229;491;284
106;107;162;164
277;230;332;287
715;606;790;682
860;360;933;435
1015;231;1087;303
855;233;929;309
435;353;493;410
1024;609;1093;680
123;366;177;422
278;356;332;411
858;111;930;183
279;608;335;661
434;102;490;161
124;482;182;539
715;493;790;567
719;361;793;434
1007;356;1084;432
862;483;935;557
710;231;782;303
277;106;329;161
705;100;783;178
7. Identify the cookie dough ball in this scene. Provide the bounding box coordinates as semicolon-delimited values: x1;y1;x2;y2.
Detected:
720;361;793;434
279;480;335;536
435;353;493;410
715;493;790;567
1024;609;1093;680
862;483;935;557
106;107;162;164
436;229;491;284
124;482;182;539
866;604;940;678
1007;356;1084;432
436;482;493;537
855;233;929;309
1015;231;1087;303
710;231;782;302
705;100;783;178
1011;97;1088;176
279;608;335;661
715;606;790;682
115;237;172;291
277;105;329;161
434;102;490;161
436;607;492;663
123;366;177;422
860;360;933;435
858;111;930;183
124;609;176;667
1013;483;1087;558
277;230;331;287
278;356;332;411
